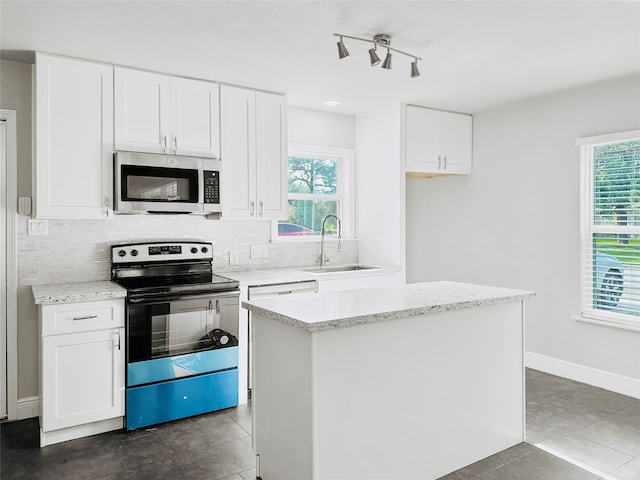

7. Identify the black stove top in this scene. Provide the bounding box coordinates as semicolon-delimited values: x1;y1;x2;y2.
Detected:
111;241;239;298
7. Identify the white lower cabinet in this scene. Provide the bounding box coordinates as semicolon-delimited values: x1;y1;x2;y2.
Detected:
39;299;125;446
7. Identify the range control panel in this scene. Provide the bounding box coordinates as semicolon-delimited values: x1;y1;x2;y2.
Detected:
112;242;213;263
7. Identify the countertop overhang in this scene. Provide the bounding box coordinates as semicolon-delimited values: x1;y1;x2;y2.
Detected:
242;280;535;331
32;281;127;305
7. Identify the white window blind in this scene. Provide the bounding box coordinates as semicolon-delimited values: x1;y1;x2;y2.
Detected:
578;131;640;328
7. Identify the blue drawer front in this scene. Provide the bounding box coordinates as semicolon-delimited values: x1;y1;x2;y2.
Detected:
126;368;239;430
127;346;239;387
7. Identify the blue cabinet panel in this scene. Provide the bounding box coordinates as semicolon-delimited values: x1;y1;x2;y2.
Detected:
126;368;238;430
127;346;239;387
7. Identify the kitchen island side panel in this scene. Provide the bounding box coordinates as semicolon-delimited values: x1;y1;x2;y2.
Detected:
311;301;524;479
252;315;314;480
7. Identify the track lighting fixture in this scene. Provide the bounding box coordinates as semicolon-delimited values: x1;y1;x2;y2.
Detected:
381;49;392;70
334;33;421;78
368;46;381;66
411;59;420;78
336;36;350;59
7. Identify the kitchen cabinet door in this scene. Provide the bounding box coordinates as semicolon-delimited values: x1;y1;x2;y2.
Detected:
114;67;171;154
40;327;125;433
170;77;220;158
221;85;257;218
255;91;288;219
440;111;472;174
221;86;288;219
35;53;113;218
405;105;440;173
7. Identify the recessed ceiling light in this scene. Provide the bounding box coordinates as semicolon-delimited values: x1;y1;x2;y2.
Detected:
323;100;341;106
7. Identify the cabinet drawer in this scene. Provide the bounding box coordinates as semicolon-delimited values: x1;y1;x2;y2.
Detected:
41;299;124;336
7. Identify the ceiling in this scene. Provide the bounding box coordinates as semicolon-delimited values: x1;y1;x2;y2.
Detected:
1;1;639;116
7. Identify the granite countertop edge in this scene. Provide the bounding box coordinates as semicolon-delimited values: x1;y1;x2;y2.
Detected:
32;281;127;305
242;282;536;332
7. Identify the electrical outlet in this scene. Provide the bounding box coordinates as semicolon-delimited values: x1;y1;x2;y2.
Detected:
27;219;48;235
250;244;268;259
229;251;239;266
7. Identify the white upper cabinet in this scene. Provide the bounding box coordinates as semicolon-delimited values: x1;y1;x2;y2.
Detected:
404;105;472;175
35;53;114;218
115;67;220;158
255;91;288;219
221;86;287;219
170;77;220;158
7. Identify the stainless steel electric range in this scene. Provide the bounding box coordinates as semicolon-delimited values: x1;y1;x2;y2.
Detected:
111;241;240;430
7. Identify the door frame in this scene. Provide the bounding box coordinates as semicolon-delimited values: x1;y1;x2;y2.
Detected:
1;109;18;421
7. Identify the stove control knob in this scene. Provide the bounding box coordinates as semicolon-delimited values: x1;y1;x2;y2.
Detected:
201;247;208;254
131;249;138;257
191;247;198;254
118;249;126;257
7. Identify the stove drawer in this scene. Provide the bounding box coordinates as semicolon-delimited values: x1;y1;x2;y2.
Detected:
41;299;125;336
126;368;239;430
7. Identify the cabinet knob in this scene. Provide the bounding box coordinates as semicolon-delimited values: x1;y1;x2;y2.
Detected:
250;201;255;216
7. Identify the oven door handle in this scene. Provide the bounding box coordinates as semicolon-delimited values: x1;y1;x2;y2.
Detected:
127;291;239;304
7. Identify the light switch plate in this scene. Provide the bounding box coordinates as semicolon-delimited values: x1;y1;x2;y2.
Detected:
27;219;48;235
229;251;239;266
251;244;268;259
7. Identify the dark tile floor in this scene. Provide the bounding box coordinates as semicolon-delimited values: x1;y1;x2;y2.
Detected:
1;369;638;480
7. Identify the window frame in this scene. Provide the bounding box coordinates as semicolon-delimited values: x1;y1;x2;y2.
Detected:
576;130;640;331
271;143;355;241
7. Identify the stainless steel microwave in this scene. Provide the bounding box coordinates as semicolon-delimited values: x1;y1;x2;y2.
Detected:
114;151;222;215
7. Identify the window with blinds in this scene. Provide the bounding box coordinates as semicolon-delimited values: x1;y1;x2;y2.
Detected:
578;132;640;328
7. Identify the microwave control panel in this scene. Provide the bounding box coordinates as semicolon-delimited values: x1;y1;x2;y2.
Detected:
203;171;220;204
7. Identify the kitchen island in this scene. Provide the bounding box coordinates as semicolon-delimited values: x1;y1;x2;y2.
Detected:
242;281;535;480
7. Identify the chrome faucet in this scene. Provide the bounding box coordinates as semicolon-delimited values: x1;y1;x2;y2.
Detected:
320;214;341;267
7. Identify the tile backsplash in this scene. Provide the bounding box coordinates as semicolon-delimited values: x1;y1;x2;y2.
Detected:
18;215;357;286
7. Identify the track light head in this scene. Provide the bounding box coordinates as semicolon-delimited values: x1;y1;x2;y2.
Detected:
381;49;392;70
337;37;350;59
411;59;421;78
368;47;381;66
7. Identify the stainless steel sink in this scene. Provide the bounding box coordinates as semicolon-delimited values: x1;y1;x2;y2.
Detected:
302;264;381;274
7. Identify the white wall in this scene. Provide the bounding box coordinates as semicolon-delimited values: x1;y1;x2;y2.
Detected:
407;74;640;383
288;106;355;148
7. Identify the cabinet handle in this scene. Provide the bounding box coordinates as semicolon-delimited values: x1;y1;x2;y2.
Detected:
437;155;441;170
259;201;264;216
72;315;98;321
162;134;167;152
443;155;447;170
250;201;255;216
173;135;178;153
105;198;110;216
114;331;121;350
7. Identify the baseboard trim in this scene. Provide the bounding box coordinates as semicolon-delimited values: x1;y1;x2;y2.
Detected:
17;396;39;420
525;351;640;400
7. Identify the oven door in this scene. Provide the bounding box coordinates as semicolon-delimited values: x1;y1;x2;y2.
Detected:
126;292;239;387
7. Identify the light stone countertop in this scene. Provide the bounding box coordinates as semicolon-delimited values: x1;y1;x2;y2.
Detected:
226;264;402;286
30;264;401;306
32;281;127;305
242;281;535;332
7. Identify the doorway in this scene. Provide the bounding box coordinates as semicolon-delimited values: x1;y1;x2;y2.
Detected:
1;109;17;421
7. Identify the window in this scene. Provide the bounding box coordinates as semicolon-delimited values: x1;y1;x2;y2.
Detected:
577;131;640;329
274;144;354;239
